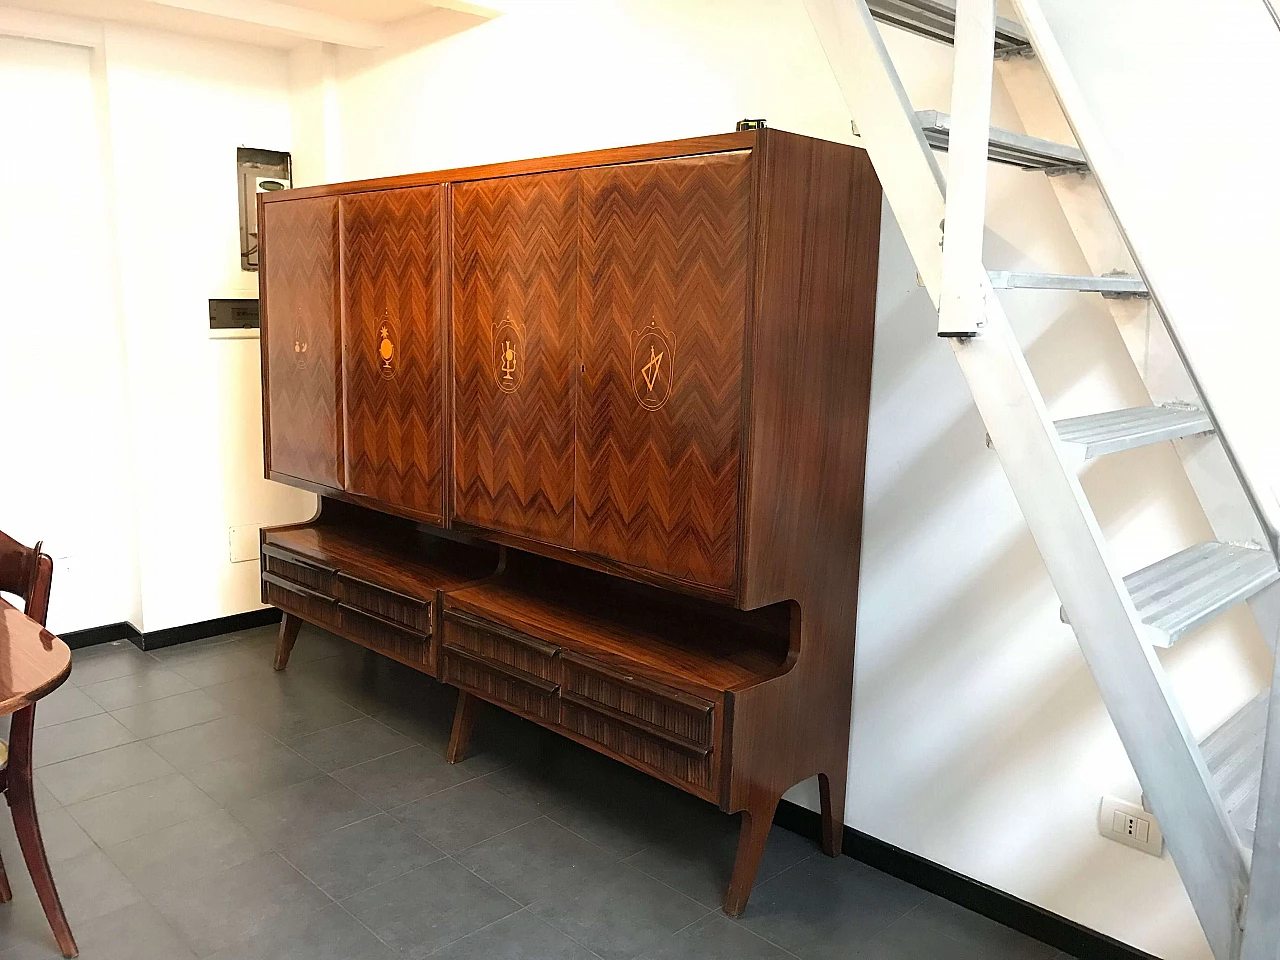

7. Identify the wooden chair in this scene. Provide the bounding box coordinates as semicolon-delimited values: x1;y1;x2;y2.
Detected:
0;530;77;958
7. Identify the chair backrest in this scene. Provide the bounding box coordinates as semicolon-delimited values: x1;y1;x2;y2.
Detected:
0;530;53;628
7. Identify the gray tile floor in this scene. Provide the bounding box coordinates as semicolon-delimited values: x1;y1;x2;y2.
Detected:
0;624;1077;960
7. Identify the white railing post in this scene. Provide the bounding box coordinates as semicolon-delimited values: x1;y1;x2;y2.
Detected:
938;0;995;337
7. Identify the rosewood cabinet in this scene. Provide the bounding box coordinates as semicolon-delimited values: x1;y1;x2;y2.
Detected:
258;129;883;916
260;195;342;489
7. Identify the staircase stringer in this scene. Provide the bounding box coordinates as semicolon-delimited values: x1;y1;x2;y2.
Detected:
801;2;1252;956
1241;648;1280;959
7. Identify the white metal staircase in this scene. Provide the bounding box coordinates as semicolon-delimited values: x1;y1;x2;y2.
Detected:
800;1;1280;957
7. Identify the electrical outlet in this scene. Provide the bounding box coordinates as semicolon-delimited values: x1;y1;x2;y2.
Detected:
1099;795;1164;856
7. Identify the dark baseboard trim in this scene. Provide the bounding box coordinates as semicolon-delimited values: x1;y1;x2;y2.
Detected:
59;621;142;650
133;608;283;651
774;800;1158;960
60;609;282;653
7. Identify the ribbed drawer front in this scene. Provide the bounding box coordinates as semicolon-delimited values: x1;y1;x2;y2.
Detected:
263;547;335;594
263;572;338;627
442;648;559;722
561;699;714;794
562;653;714;748
442;610;558;683
338;573;431;633
339;603;430;667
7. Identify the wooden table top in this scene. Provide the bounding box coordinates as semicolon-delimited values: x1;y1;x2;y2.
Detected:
0;597;71;717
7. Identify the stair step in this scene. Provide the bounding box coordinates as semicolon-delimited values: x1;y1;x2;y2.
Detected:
989;271;1148;299
1054;405;1214;462
1201;691;1270;856
1061;542;1280;647
916;111;1087;172
867;0;1032;54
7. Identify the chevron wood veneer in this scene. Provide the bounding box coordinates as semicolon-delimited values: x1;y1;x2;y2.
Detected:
576;153;751;592
341;186;445;523
259;129;883;919
261;195;342;489
452;171;579;548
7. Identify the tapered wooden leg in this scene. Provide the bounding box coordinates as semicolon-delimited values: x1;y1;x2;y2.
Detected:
818;769;846;858
273;613;302;671
447;691;478;764
0;845;12;903
724;792;780;917
7;706;77;958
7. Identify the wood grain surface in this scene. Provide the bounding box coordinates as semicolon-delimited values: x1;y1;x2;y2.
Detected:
261;195;342;488
451;171;579;547
443;558;789;700
575;152;753;592
0;599;71;717
263;513;496;602
342;186;447;522
727;130;883;865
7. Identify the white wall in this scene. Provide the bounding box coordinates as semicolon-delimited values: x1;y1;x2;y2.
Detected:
304;3;1271;957
0;35;140;634
0;22;314;634
101;24;314;632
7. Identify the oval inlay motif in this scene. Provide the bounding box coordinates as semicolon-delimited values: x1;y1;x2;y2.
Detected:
291;306;310;369
631;324;673;411
494;321;522;394
377;315;397;380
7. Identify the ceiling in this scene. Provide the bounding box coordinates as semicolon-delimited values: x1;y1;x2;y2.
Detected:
0;0;497;49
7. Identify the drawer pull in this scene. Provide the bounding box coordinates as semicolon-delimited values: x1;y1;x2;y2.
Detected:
338;572;429;609
339;602;429;638
444;609;559;659
562;652;713;714
262;545;338;578
263;572;336;606
561;691;711;757
444;646;559;695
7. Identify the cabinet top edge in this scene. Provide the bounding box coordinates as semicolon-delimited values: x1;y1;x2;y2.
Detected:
265;128;861;204
269;131;758;203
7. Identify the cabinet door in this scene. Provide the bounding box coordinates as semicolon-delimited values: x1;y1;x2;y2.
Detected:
577;152;752;593
452;171;579;547
341;186;445;522
262;196;342;489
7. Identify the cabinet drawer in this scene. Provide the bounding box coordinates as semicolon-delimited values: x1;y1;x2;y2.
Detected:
263;572;338;627
337;572;431;633
561;698;714;794
562;653;714;748
442;609;558;683
442;647;559;723
339;602;430;668
262;545;336;594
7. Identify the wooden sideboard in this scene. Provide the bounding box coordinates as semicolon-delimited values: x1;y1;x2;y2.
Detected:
258;128;882;914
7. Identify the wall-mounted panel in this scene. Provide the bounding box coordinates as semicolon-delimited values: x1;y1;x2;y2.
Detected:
451;171;579;547
341;186;445;523
262;195;342;489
